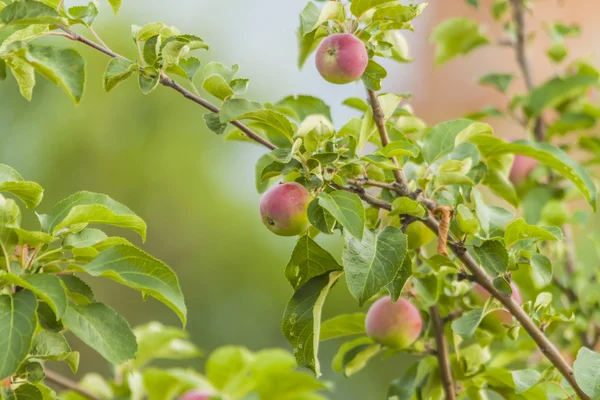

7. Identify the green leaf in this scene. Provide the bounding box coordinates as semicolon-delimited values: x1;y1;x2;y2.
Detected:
219;98;262;122
548;112;596;136
0;0;65;26
297;26;326;69
504;219;561;248
511;369;541;394
301;1;345;35
160;35;208;67
178;57;201;81
473;240;507;276
523;75;598;117
107;0;121;14
430;18;489;65
469;137;597;210
0;59;6;82
1;273;66;319
282;271;343;377
227;109;296;141
25;45;85;104
203;112;227;135
472;188;514;235
412;274;438;306
318;191;365;240
68;3;98;27
60;275;95;305
41;191;147;241
390;197;427;218
361;59;387;91
63;228;107;249
491;0;508;19
451;307;485;339
574;347;600;399
0;291;37;380
76;244;186;326
320;313;366;341
204;62;239;82
387;254;412;301
332;338;381;377
62;302;137;365
103;58;137;92
205;346;254;396
12;384;43;399
276;95;331;122
529;252;552;285
285;234;342;290
202;74;234;101
343;226;407;306
0;164;43;208
350;0;396;18
456;204;479;234
478;73;514;93
133;322;202;368
6;56;35;101
372;3;427;24
30;331;79;373
380;140;420;158
138;70;159;94
0;24;49;54
387;362;418;400
11;228;56;246
422;119;491;164
143;368;210;400
307;199;336;235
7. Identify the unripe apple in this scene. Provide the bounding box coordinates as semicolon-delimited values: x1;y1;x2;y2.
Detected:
473;282;522;325
179;389;214;400
540;199;570;226
509;155;538;185
365;296;423;350
405;221;436;250
260;182;311;236
315;33;368;84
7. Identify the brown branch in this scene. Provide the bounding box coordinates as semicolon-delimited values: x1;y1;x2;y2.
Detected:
366;89;410;193
45;370;101;400
430;306;456;400
55;26;276;151
509;0;545;142
364;82;586;397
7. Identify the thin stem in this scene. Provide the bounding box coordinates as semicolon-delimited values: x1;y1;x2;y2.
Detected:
45;31;72;38
45;370;101;400
430;306;456;400
57;0;64;12
509;0;545;141
88;27;112;53
54;25;276;150
366;89;410;192
32;246;60;264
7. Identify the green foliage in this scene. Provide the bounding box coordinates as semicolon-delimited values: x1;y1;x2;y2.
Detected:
0;164;185;395
3;0;600;399
430;18;489;65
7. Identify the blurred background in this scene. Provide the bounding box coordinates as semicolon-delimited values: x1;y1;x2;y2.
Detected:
1;0;598;398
